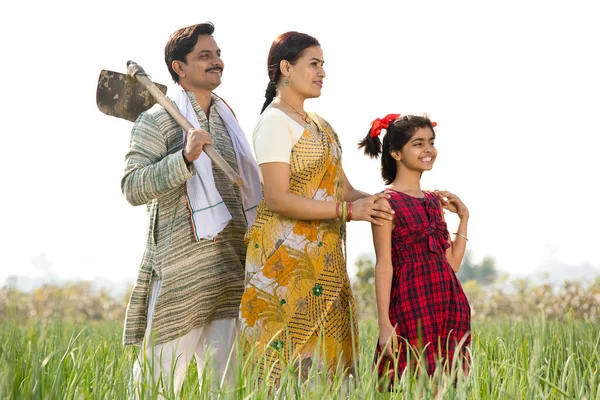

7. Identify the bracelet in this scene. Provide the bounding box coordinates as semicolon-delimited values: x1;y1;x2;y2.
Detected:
341;201;347;223
453;232;469;241
335;202;340;219
346;202;353;222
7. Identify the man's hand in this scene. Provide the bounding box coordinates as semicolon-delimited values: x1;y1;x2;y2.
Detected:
183;128;213;162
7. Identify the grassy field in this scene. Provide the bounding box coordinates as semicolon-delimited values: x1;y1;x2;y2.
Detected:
1;318;599;399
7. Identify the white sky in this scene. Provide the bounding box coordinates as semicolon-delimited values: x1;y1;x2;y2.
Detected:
1;0;599;283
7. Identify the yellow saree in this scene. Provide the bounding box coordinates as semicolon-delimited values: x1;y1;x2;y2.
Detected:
240;114;358;383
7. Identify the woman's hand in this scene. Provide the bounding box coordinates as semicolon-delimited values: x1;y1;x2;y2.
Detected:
350;193;395;225
434;190;469;219
378;322;397;359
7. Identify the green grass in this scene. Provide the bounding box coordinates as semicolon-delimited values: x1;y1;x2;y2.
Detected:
1;319;599;399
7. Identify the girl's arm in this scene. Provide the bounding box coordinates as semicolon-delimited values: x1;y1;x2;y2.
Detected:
434;190;469;272
445;214;469;272
372;197;396;358
260;162;394;223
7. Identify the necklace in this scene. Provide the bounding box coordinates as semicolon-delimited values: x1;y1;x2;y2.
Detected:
278;97;311;124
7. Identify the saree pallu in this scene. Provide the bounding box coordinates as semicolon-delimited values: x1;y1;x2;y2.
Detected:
240;115;359;383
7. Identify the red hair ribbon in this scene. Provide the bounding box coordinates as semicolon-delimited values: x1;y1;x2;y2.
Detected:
432;121;437;127
369;114;401;138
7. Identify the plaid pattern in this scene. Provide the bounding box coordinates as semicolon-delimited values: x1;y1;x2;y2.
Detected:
375;190;471;379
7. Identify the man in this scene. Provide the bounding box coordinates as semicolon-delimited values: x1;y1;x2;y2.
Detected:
121;22;261;395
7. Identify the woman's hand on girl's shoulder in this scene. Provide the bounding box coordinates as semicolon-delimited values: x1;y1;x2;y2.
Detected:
433;190;469;218
350;193;394;226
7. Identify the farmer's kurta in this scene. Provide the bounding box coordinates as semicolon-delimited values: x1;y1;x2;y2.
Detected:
121;92;247;345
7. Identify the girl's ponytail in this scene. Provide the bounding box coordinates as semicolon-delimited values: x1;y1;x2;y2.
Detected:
358;113;401;159
358;132;382;159
360;114;403;184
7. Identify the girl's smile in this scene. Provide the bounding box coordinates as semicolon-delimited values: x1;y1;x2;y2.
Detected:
396;127;437;172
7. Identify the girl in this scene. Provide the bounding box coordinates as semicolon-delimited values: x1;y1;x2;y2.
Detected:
359;114;471;381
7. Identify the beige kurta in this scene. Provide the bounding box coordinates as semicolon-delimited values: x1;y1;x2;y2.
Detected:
122;93;247;345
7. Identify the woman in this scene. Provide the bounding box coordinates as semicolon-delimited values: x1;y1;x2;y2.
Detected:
239;31;394;383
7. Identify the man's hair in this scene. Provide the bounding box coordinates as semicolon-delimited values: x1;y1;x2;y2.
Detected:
164;22;215;83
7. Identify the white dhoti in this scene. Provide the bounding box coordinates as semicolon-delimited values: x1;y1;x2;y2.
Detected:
131;280;239;398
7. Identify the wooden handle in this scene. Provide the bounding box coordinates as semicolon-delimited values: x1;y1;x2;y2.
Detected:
127;62;243;187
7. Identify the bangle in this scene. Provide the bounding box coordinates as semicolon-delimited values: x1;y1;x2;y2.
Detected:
335;202;340;219
453;232;469;241
346;202;353;222
341;201;347;222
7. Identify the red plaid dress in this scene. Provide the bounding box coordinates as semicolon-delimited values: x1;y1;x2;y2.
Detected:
375;189;471;380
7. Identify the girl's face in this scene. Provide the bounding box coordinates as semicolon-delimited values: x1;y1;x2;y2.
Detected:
393;127;437;172
286;46;326;99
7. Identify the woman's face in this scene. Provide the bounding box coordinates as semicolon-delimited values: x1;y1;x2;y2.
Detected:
286;46;326;99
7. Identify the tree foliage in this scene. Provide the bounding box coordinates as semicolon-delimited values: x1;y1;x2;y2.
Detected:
456;251;498;285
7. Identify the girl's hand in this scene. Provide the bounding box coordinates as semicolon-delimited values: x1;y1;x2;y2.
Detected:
350;193;395;226
434;190;469;218
378;322;397;359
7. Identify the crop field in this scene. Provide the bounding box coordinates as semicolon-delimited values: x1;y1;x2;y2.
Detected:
1;318;598;399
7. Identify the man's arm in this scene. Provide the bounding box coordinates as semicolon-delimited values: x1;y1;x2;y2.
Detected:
121;112;194;206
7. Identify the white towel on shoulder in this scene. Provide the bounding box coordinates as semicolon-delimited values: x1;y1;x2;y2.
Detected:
171;86;261;240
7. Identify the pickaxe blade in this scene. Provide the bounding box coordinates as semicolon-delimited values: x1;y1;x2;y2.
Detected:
96;69;168;122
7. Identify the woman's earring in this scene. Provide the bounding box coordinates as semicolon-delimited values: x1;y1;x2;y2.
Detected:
284;78;290;86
